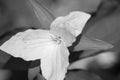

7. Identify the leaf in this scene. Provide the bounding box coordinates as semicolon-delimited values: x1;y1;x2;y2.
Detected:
37;73;46;80
74;35;113;51
29;0;54;29
28;66;40;80
65;70;102;80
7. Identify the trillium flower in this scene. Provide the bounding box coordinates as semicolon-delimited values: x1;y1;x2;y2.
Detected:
0;11;91;80
0;0;113;80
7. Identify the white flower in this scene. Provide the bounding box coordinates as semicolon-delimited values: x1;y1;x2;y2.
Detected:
0;11;90;80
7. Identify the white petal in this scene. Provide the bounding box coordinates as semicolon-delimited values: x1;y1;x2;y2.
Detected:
41;42;69;80
51;11;91;37
0;29;53;61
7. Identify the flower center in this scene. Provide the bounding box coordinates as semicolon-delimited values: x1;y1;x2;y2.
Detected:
53;35;62;44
